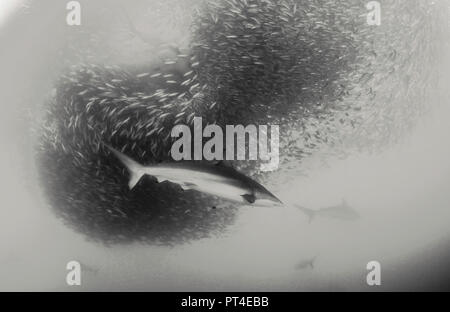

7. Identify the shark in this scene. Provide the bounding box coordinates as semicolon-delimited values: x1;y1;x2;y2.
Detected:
79;261;100;275
105;144;283;207
295;255;317;270
295;199;360;223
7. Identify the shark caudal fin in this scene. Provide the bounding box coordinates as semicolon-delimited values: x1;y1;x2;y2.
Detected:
310;255;318;269
294;205;316;223
104;144;145;189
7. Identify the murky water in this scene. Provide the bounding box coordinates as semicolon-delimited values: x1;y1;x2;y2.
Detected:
1;0;450;291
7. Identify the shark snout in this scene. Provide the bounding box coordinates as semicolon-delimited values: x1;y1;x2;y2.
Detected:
254;191;284;207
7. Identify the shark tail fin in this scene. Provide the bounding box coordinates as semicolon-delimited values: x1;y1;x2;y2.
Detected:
294;205;316;223
308;213;315;224
104;144;145;189
310;255;318;269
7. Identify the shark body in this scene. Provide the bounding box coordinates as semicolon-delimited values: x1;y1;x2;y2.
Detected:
79;261;100;275
296;199;360;223
105;145;282;206
296;256;317;270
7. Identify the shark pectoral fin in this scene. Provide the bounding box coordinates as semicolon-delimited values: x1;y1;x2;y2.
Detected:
152;176;167;184
214;160;233;168
179;182;198;191
241;194;256;204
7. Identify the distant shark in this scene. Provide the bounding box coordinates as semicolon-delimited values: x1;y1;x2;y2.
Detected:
105;144;283;207
79;261;100;275
295;255;317;270
295;199;360;223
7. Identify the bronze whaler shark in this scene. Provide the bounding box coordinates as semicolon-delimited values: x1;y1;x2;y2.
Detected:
105;144;283;207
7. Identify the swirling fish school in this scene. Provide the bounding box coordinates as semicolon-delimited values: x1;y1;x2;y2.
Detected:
171;117;279;171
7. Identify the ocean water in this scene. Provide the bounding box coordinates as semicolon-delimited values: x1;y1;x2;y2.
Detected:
0;0;450;291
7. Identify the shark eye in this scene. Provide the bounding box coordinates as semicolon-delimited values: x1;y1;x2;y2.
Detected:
241;194;256;204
